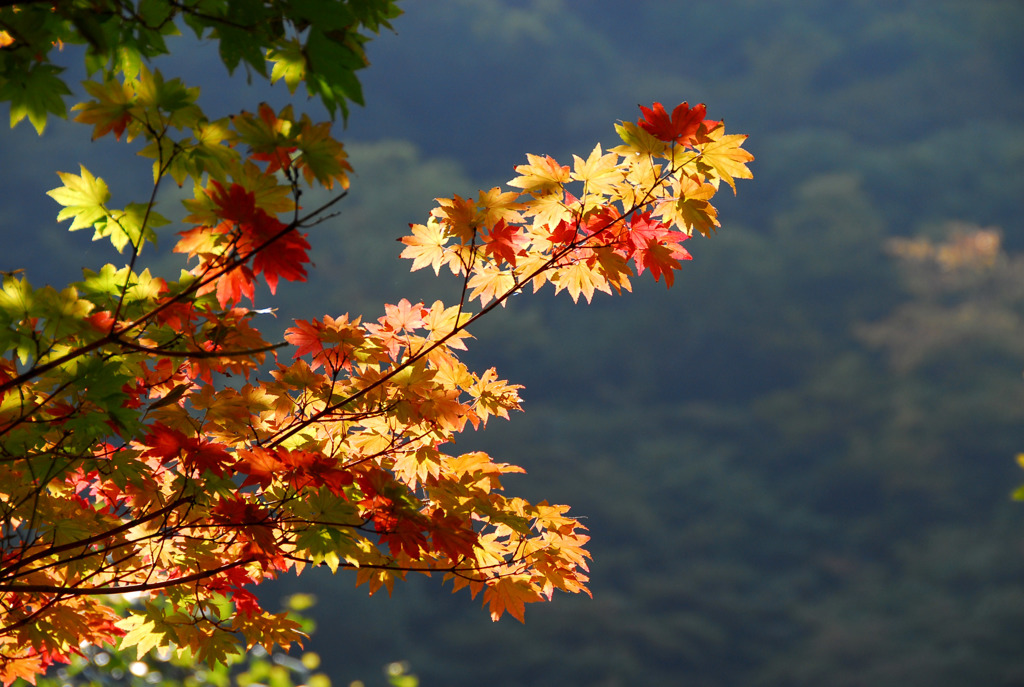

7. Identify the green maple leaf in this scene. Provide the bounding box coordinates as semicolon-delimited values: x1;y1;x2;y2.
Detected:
0;64;71;134
47;165;111;232
269;39;307;94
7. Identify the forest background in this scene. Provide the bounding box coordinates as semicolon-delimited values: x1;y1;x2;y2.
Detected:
2;1;1023;686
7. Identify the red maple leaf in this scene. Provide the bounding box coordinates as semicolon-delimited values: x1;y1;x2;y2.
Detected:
638;102;707;146
237;447;286;489
548;218;578;248
250;228;310;293
625;212;692;287
183;438;235;477
215;263;257;308
279;448;353;494
481;219;525;267
429;512;478;561
213;497;279;559
152;300;197;331
285;314;364;372
284;318;325;359
209;181;259;225
143;422;190;463
207;181;311;298
143;423;234;476
379;518;429;559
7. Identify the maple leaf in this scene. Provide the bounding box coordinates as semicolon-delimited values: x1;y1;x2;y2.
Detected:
232;103;297;175
446;452;526;491
268;39;307;94
401;220;451;275
379;518;430;559
656;175;721;236
280;449;353;494
392;445;444;486
422;300;474;350
47;166;111;232
0;651;45;687
625;212;691;287
476;187;524;229
481;219;525;267
213;497;279;559
611;120;668;157
470;368;524;423
382;298;428;333
553;262;601;304
142;422;191;463
433;194;478;243
523;191;572;228
117;607;173;660
571;143;625;196
215;264;257;308
73;78;136;141
206;180;310;294
251;229;310;294
695;127;755;193
237;447;286;489
284;318;326;360
592;246;633;295
184;439;235;477
467;264;517;306
484;575;543;622
508;154;571;195
297;116;352;190
637;101;707;146
0;63;70;134
429;512;479;561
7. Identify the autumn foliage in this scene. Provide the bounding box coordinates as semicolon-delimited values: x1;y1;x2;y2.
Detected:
0;2;751;684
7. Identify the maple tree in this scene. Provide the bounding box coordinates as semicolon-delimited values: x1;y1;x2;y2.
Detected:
0;1;752;684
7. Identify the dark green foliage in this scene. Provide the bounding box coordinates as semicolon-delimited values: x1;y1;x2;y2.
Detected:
0;0;401;130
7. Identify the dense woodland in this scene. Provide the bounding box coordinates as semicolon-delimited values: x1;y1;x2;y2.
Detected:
2;1;1024;685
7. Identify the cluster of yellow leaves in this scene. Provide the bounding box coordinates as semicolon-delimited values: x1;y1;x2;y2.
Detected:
402;113;752;305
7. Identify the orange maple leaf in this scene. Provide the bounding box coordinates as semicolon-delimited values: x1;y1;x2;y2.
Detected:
484;575;543;622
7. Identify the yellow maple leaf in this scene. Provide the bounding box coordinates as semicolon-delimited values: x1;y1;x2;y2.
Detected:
552;261;602;304
695;129;754;193
46;165;111;231
392;445;443;485
655;175;721;236
117;613;167;659
571;143;625;196
466;263;516;306
507;154;570;195
476;187;524;229
432;194;477;242
523;193;572;229
400;220;449;275
610;120;669;157
514;250;557;293
469;367;523;423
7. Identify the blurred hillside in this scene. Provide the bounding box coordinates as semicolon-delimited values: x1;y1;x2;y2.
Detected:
2;1;1024;686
